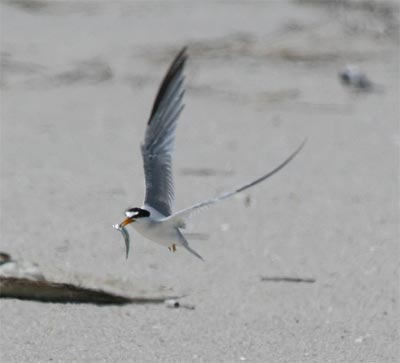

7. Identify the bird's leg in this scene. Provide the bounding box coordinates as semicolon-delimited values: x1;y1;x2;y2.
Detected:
168;244;177;252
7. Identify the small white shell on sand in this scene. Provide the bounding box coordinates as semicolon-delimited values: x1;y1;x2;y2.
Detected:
165;299;180;308
164;299;195;310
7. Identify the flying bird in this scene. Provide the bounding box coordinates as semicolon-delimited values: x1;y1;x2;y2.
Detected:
114;47;305;260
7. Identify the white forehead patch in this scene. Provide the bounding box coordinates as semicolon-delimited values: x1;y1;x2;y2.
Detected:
125;211;136;218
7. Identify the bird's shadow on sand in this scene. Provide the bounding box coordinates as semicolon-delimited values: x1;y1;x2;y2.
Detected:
0;277;180;306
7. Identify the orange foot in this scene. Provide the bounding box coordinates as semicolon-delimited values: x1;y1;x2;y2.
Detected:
168;244;177;252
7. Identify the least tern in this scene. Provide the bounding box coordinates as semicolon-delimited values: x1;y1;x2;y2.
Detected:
114;47;305;260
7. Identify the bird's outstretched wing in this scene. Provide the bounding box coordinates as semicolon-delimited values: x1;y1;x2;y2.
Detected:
141;47;187;217
165;139;307;225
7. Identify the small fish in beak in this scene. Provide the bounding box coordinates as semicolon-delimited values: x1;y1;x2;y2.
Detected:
113;223;131;259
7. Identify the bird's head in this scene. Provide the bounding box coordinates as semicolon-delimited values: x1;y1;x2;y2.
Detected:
120;207;150;227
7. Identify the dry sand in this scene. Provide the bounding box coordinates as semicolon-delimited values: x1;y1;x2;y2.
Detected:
1;1;399;362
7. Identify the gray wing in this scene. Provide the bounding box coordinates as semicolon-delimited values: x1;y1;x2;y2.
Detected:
141;47;187;216
166;139;307;223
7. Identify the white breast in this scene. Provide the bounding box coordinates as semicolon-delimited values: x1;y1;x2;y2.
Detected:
130;212;177;248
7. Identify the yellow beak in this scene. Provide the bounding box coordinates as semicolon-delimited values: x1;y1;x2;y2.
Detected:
120;218;135;227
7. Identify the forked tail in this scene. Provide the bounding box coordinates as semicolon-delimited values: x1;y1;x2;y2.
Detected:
177;229;204;261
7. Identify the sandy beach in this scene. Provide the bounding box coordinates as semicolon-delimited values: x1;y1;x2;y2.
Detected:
1;1;399;362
